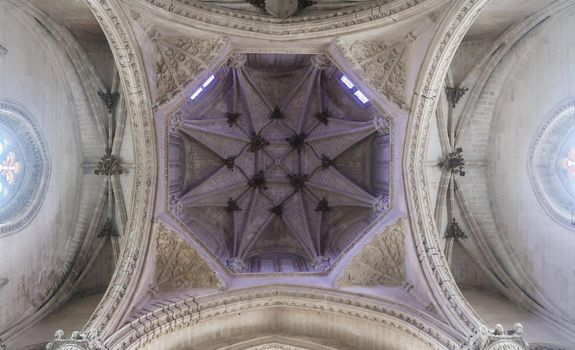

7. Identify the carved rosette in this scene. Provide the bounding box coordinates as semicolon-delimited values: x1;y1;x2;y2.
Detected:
154;223;220;291
337;40;409;109
336;219;405;287
154;37;227;105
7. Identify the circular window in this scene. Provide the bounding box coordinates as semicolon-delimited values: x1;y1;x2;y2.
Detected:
0;101;50;236
529;100;575;229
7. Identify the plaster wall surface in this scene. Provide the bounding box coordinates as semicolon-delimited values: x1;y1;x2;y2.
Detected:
10;292;105;350
487;7;575;323
0;1;100;333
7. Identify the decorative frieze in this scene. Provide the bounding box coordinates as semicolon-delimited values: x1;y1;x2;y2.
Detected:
337;40;409;108
154;37;227;105
155;224;219;291
336;219;405;287
97;90;119;113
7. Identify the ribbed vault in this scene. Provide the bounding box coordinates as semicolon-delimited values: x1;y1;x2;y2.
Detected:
168;53;390;273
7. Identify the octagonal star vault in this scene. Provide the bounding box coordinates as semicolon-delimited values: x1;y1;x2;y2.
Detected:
167;54;391;273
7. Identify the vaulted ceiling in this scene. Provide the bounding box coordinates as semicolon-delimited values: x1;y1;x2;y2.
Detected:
168;53;390;273
1;0;575;349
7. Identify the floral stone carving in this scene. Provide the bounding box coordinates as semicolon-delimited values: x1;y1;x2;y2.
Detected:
336;219;405;287
155;223;219;291
337;40;409;109
154;37;227;105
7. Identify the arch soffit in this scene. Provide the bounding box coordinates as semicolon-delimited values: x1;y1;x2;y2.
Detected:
125;0;448;40
104;286;460;350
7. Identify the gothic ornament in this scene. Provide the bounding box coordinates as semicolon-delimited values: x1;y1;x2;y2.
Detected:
97;219;119;238
445;218;466;239
97;90;119;113
336;219;405;287
0;277;8;290
155;224;219;291
45;329;103;350
440;147;465;176
373;115;391;135
445;86;468;108
94;149;123;176
154;36;227;105
338;40;409;108
226;257;246;273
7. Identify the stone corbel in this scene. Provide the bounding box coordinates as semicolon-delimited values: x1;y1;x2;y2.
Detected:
45;329;104;350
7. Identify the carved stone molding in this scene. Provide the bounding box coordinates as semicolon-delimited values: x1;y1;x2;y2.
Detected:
83;0;158;336
404;0;490;340
102;286;461;350
529;344;565;350
336;219;405;287
154;36;227;105
155;223;219;291
45;329;104;350
142;0;437;38
337;40;409;109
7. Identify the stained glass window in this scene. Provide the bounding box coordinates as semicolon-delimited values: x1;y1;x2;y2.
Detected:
0;124;25;209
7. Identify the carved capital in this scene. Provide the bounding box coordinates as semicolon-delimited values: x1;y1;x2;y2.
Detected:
45;329;103;350
468;324;529;350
